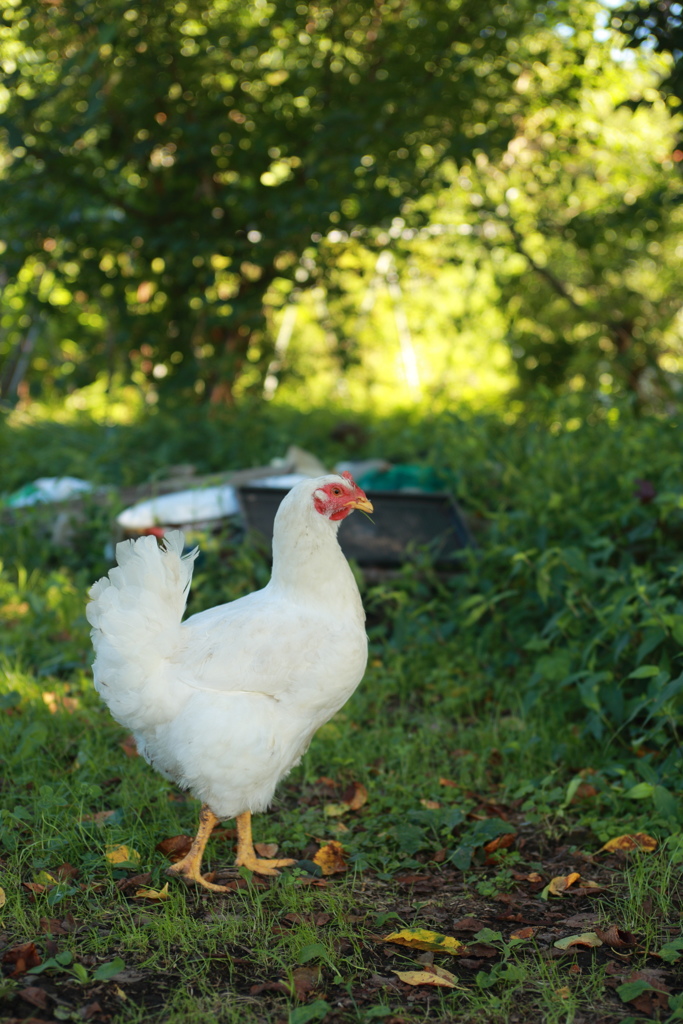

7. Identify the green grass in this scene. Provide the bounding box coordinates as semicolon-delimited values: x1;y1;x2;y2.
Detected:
1;394;682;1022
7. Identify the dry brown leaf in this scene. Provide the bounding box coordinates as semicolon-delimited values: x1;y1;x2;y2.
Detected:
2;941;42;977
39;917;68;936
420;799;441;810
119;735;139;757
595;924;637;949
383;928;466;956
393;967;460;989
555;986;571;999
55;862;79;882
0;885;5;909
598;833;657;854
254;842;279;858
80;810;118;826
511;926;537;940
483;833;516;855
342;781;369;811
291;965;321;1000
569;782;599;802
439;777;458;788
156;835;193;862
19;986;51;1009
312;840;348;875
134;882;170;900
554;932;603;950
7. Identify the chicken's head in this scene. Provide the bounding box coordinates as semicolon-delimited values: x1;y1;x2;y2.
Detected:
313;472;373;521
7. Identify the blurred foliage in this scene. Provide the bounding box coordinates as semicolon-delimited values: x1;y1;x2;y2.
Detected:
616;0;683;105
411;26;683;396
0;0;562;403
2;1;681;409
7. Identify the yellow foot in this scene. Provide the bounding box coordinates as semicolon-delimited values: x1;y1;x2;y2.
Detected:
234;853;297;877
166;860;231;893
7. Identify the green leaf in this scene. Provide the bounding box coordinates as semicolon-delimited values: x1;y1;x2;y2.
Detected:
55;951;73;966
617;979;655;1003
298;943;327;965
92;957;126;981
627;665;661;679
70;963;89;984
654;785;679;821
625;782;655;800
655;937;683;964
289;1000;332;1024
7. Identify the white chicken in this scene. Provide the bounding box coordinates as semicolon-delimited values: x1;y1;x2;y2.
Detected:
87;472;373;892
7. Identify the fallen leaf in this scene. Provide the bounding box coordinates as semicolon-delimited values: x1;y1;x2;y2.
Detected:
341;781;369;811
42;692;59;713
2;941;42;977
570;782;599;802
119;735;139;757
541;872;581;899
598;833;657;854
439;777;458;788
483;833;516;855
466;943;498;958
105;844;141;867
555;986;571;999
55;863;79;881
511;927;537;940
383;928;466;956
554;932;603;950
33;871;58;886
0;885;5;909
156;835;193;862
323;802;348;818
134;883;170;900
393;966;461;989
291;964;321;1000
452;917;487;932
420;799;441;810
254;842;279;858
595;924;637;949
572;880;605;896
81;1001;103;1021
19;986;50;1009
81;810;118;825
250;981;291;996
526;871;543;883
22;882;46;895
115;872;153;892
40;917;68;935
312;840;347;875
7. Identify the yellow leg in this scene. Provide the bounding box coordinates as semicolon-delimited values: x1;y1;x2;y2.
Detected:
234;810;296;876
166;804;230;893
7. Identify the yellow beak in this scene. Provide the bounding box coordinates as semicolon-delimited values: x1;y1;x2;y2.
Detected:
344;496;374;513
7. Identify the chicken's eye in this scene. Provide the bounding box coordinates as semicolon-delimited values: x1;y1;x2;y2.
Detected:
332;487;341;495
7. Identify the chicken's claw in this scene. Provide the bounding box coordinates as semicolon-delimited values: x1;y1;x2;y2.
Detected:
165;860;232;893
234;852;297;877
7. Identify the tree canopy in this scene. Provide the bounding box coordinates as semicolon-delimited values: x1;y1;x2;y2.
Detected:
0;0;681;408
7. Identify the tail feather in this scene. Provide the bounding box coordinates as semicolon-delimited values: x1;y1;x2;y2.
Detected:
87;530;198;731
